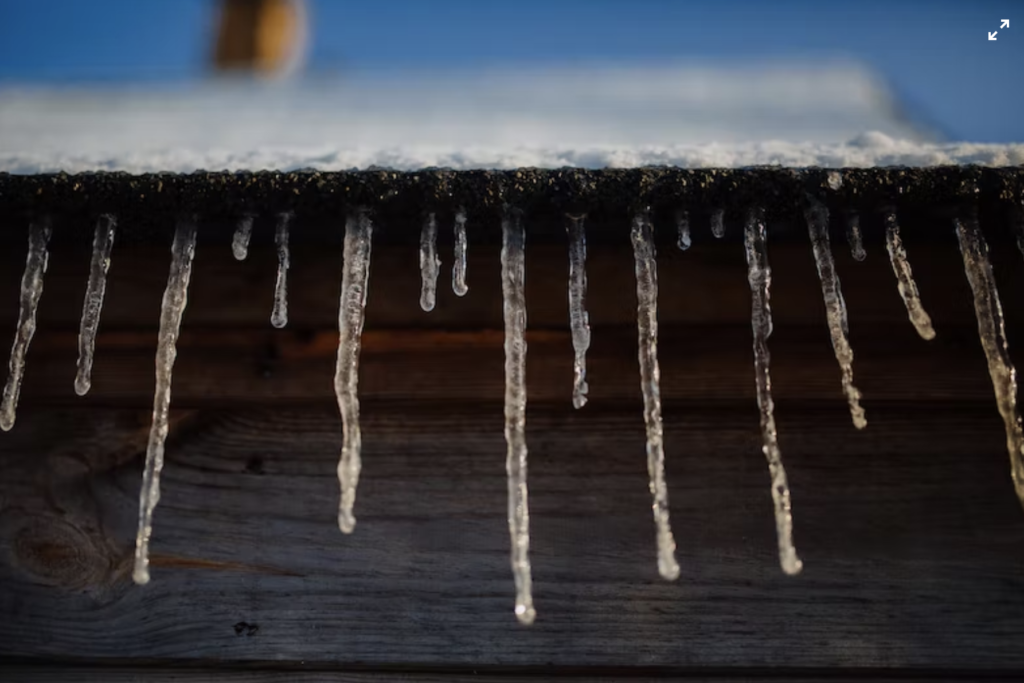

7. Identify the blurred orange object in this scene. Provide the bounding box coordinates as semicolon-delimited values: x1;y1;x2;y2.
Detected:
213;0;307;76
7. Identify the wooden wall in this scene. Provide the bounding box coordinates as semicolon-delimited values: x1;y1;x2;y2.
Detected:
2;220;1024;680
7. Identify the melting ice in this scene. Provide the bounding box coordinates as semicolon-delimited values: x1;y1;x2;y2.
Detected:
232;213;255;261
420;212;440;312
676;210;692;251
631;212;680;581
0;218;51;431
883;210;935;341
566;215;591;409
75;214;117;396
335;210;373;534
805;201;866;429
955;212;1024;508
453;208;469;297
271;212;292;329
743;207;802;576
845;212;867;262
133;217;198;584
710;208;726;239
502;207;536;624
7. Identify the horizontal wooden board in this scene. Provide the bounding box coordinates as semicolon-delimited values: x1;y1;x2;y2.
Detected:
0;241;1022;331
2;405;1024;669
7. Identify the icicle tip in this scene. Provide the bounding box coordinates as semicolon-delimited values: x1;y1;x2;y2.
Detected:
515;602;536;625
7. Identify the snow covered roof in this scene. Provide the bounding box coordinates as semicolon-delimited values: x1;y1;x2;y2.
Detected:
1;63;1022;173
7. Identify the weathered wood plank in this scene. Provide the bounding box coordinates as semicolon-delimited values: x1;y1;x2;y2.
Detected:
2;323;1013;408
0;242;1020;330
2;405;1024;669
2;664;1017;682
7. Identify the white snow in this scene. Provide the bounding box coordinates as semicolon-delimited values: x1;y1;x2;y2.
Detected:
1;65;1020;173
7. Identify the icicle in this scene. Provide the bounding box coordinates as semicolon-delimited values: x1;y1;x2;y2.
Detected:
884;210;935;341
710;208;726;239
566;215;591;409
845;212;867;262
133;217;198;585
335;210;373;535
743;207;802;576
271;212;291;329
419;212;440;312
805;201;866;429
452;208;469;297
955;212;1024;508
630;211;680;582
0;218;51;432
676;209;692;251
1011;201;1024;263
74;214;117;396
232;213;255;261
501;208;536;624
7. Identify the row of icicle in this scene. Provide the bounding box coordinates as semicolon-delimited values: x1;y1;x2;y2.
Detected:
2;199;1023;625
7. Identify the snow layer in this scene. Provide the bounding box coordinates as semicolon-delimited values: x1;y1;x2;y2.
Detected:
1;65;1021;172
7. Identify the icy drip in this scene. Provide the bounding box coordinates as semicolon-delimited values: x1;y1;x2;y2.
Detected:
566;215;591;409
845;212;866;262
743;208;802;576
271;212;291;328
133;217;198;585
710;208;726;239
630;212;680;582
74;214;117;396
676;210;692;251
419;213;440;312
335;211;373;534
501;208;536;624
453;208;469;297
805;202;866;429
955;213;1024;508
0;219;52;432
884;210;935;341
232;213;255;261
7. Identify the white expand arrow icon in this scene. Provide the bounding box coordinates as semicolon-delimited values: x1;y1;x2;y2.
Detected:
1001;19;1009;28
989;31;998;40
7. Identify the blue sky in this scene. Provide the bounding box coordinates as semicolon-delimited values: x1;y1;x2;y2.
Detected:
0;0;1020;142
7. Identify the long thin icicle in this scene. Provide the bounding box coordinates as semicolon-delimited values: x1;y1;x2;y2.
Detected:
271;212;291;328
955;212;1024;508
133;217;198;585
744;207;802;576
453;208;468;297
884;210;935;340
710;208;725;239
845;212;867;262
566;215;591;409
232;213;255;261
630;212;680;582
676;209;692;251
335;210;373;534
75;214;117;396
502;207;536;625
0;218;51;432
419;212;440;312
805;201;866;429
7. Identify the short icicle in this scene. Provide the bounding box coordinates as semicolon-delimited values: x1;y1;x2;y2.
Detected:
0;218;52;431
566;215;591;409
955;211;1024;508
419;212;440;312
133;217;198;585
271;212;291;328
805;201;866;429
884;209;935;340
676;209;692;251
630;211;680;582
335;210;374;534
75;214;117;396
501;207;536;625
743;207;803;576
845;211;866;262
232;213;255;261
710;208;726;239
452;208;469;297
